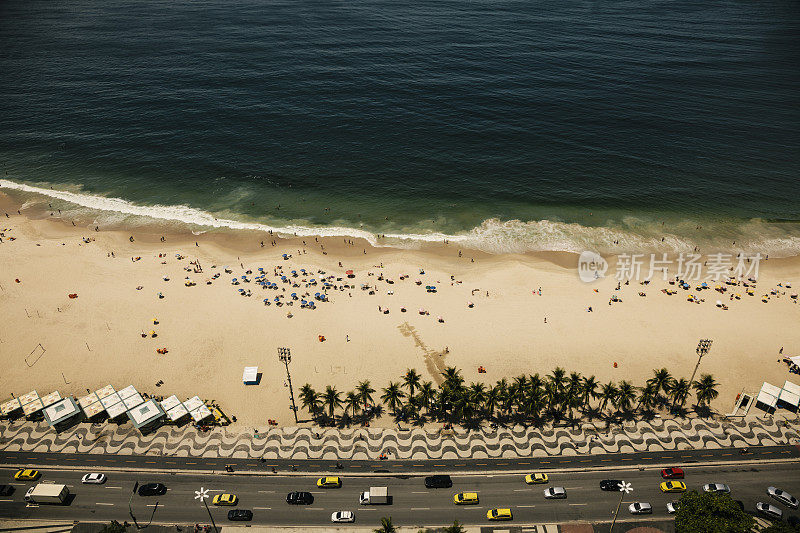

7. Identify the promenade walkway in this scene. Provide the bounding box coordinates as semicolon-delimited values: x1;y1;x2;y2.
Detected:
1;417;798;460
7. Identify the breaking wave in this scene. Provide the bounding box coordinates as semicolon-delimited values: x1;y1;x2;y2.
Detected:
3;178;800;257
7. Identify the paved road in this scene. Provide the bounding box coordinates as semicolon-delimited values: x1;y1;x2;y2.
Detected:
1;462;799;528
2;444;798;475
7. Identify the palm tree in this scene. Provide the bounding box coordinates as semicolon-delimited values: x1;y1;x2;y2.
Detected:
615;381;637;413
344;391;361;419
548;367;567;396
581;375;599;411
418;381;436;415
441;367;464;390
403;369;421;399
598;382;618;413
381;382;405;415
467;382;487;419
484;385;500;420
373;516;396;533
693;374;719;407
647;368;673;404
321;385;342;420
443;519;466;533
356;380;375;412
670;378;691;410
637;382;658;413
494;378;509;417
565;372;583;416
299;384;321;420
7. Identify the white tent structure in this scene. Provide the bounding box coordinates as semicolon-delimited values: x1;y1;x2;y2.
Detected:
243;366;259;385
755;382;781;412
778;381;800;410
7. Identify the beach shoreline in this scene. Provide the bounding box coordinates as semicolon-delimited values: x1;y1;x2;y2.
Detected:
2;189;800;429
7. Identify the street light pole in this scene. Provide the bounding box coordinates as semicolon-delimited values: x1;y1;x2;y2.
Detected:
195;487;218;533
609;481;633;533
689;339;713;390
279;347;299;423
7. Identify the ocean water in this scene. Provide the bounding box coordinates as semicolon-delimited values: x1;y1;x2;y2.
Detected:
1;0;799;254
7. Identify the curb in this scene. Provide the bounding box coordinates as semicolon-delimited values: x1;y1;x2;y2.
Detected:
5;456;799;478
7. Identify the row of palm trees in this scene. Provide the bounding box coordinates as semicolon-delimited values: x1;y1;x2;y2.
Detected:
298;366;720;427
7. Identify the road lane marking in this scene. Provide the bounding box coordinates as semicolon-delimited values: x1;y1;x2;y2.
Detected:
517;505;536;508
360;508;377;511
579;460;590;463
0;499;14;502
476;463;487;466
518;462;530;465
105;487;123;489
434;464;446;467
513;489;529;492
601;459;611;462
411;507;430;510
125;461;136;463
145;461;156;464
412;491;428;494
569;503;588;506
541;461;550;464
145;504;163;507
722;453;732;456
186;462;197;465
96;503;115;506
304;508;325;510
253;507;271;510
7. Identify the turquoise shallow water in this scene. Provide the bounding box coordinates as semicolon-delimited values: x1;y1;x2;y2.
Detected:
1;0;799;254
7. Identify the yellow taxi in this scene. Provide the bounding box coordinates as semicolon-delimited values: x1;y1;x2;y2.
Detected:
525;473;549;484
487;508;513;521
316;476;342;488
660;481;687;493
453;492;479;505
14;469;41;481
212;493;238;506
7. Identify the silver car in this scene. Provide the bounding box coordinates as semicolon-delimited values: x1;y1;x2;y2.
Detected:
703;483;731;494
756;502;783;520
767;486;799;509
81;473;107;484
629;502;653;515
331;511;354;523
544;486;567;499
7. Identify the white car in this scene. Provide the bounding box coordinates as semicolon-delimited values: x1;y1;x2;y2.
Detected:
331;511;354;523
544;486;567;499
767;486;799;509
629;502;652;515
703;483;730;494
756;502;783;520
667;501;680;514
81;473;107;484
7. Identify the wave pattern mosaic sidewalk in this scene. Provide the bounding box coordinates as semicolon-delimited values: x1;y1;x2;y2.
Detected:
1;419;798;460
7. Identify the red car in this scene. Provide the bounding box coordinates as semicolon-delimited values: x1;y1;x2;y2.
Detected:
661;467;684;479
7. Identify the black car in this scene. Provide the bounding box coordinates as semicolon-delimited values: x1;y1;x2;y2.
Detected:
424;475;453;489
227;509;253;521
0;485;14;497
600;480;623;491
286;491;314;505
138;483;167;496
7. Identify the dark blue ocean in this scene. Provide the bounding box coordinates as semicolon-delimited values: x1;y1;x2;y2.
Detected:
1;0;799;253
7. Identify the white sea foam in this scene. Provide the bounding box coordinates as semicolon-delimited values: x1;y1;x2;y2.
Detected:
4;179;800;257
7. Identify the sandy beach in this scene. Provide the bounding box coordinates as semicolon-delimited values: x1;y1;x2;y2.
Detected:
2;191;800;428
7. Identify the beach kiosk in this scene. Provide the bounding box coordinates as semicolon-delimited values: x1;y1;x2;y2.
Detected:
160;395;190;425
127;400;165;434
0;398;22;420
778;381;800;412
755;382;781;414
42;397;82;431
243;366;259;385
19;391;46;420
